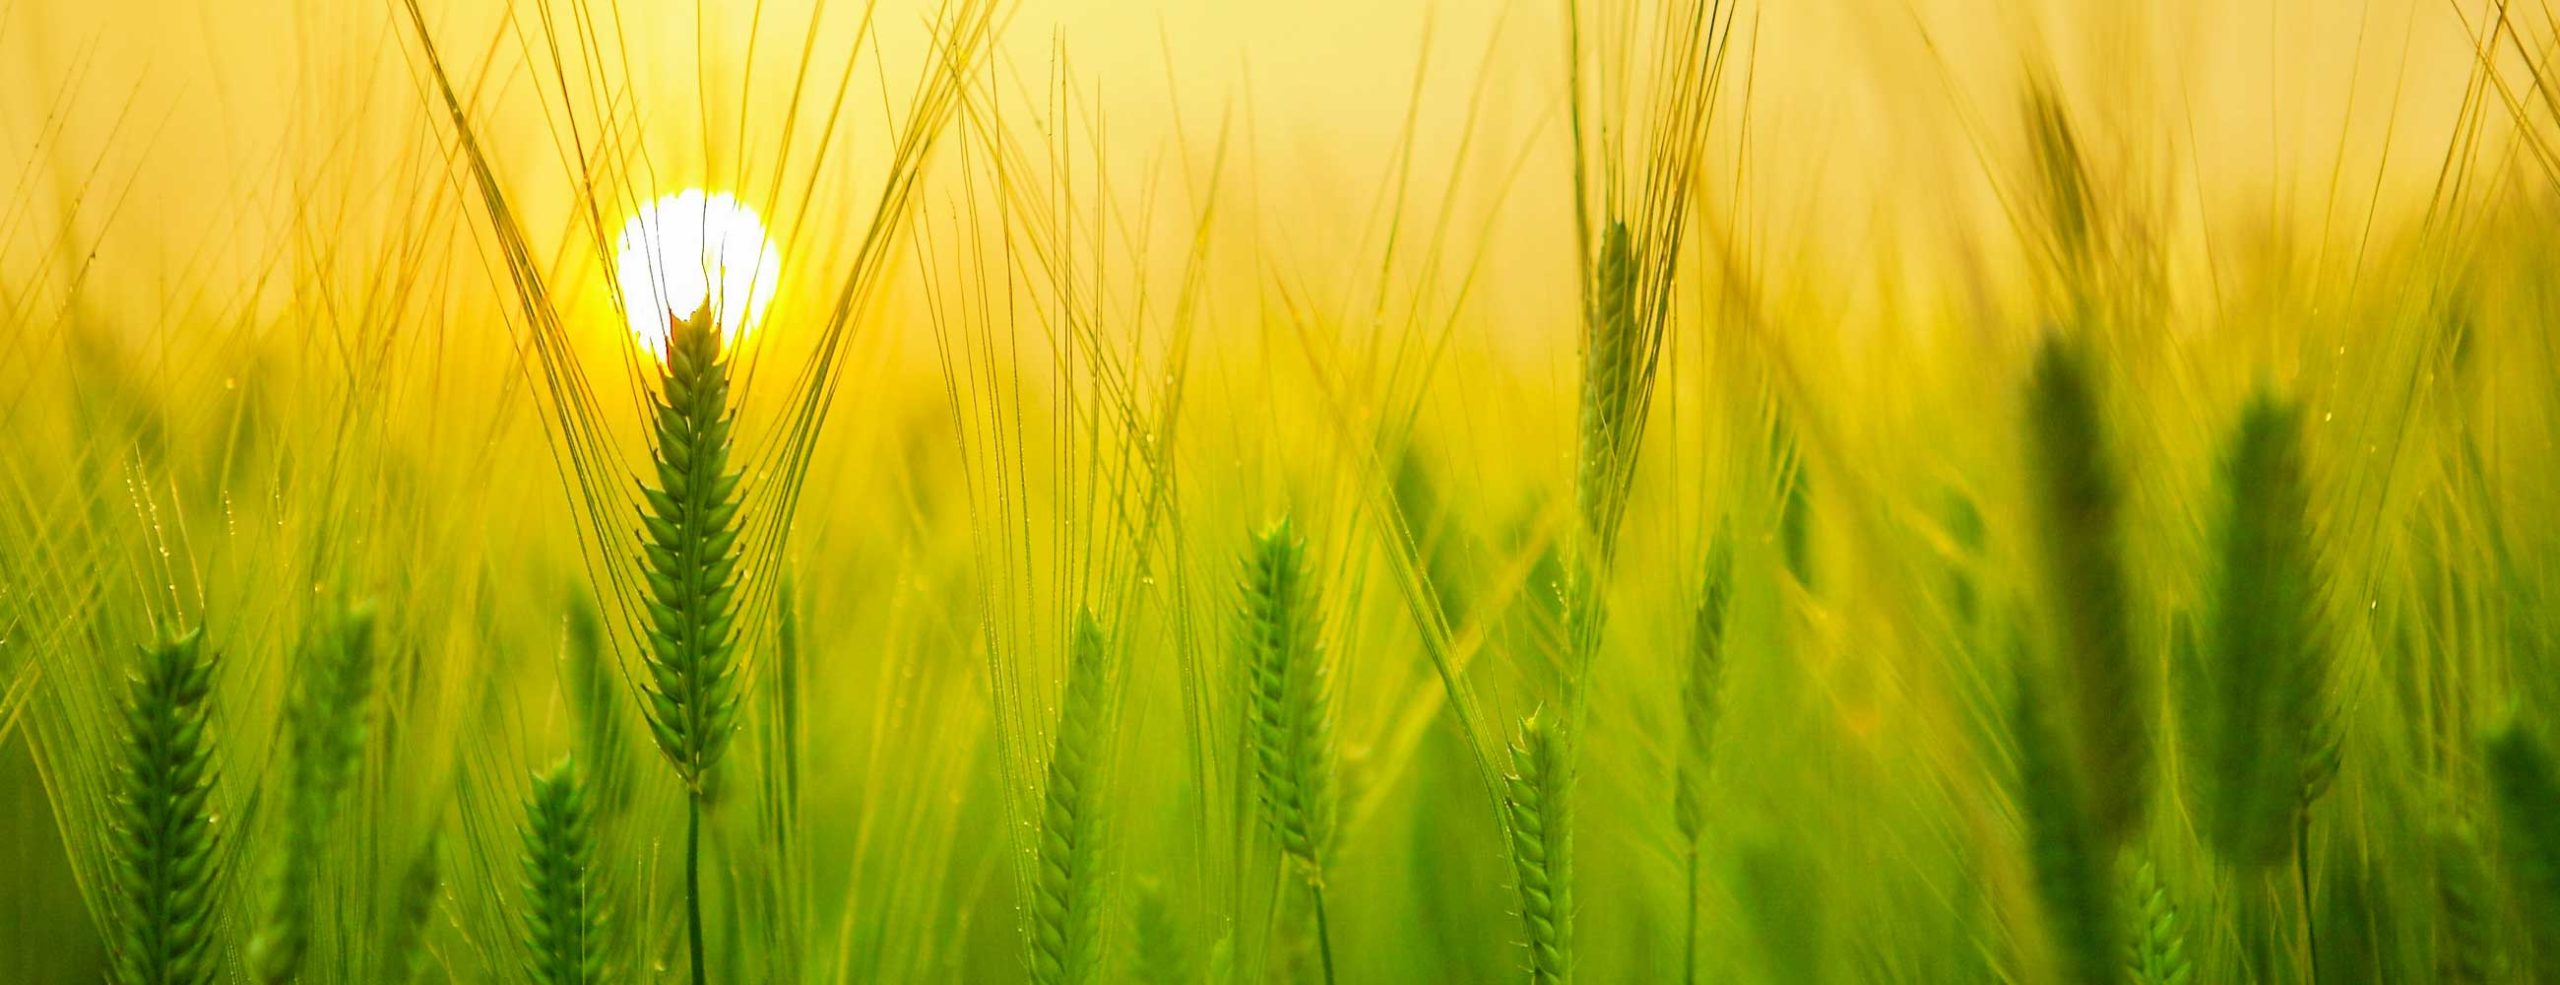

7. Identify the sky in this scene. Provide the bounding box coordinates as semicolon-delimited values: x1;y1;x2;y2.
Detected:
0;0;2514;348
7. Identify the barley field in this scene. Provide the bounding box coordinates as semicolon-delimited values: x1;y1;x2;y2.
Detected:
2;0;2558;982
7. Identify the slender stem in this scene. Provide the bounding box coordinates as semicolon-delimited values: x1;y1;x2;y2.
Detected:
1309;872;1338;985
2246;872;2286;985
689;796;708;985
2296;813;2320;985
1683;842;1700;985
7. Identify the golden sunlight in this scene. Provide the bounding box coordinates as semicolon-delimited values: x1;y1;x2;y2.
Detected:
612;189;782;358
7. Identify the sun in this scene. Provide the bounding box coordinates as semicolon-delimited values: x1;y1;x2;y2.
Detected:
613;189;782;359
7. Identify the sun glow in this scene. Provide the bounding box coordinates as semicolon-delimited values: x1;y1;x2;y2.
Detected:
613;190;782;358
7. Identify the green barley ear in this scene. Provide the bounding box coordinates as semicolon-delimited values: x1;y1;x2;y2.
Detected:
1674;531;1734;846
2299;706;2346;813
2124;859;2193;985
107;627;223;985
638;304;750;985
2025;83;2098;288
2191;392;2330;870
252;600;381;983
1128;878;1191;985
1576;219;1641;544
2008;672;2116;985
1241;518;1339;867
1674;536;1731;985
638;304;748;792
2487;720;2560;964
2022;336;2147;842
382;833;443;985
1940;488;1988;630
1240;518;1344;982
1769;411;1817;591
1031;611;1116;985
287;602;381;810
564;589;631;819
522;757;606;985
1505;709;1573;985
2433;818;2496;985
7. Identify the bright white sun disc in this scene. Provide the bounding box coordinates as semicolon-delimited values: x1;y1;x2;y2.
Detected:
613;190;781;357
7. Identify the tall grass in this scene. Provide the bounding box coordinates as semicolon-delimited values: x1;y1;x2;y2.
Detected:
6;0;2560;983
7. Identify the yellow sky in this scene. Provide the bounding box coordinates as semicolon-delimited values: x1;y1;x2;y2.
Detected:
0;0;2521;340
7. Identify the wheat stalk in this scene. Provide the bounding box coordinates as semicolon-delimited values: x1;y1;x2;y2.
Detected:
637;304;749;789
106;628;223;985
1239;518;1341;982
251;601;380;983
1128;878;1191;985
1031;611;1116;985
635;304;750;985
1505;709;1573;985
2023;336;2147;842
1676;533;1732;985
2124;859;2193;985
1576;220;1642;548
2432;819;2495;985
1675;533;1733;845
522;757;606;985
2486;722;2560;967
2191;392;2330;870
565;590;632;820
2010;669;2116;985
381;833;443;985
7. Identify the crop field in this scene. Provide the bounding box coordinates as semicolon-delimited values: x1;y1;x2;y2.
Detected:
3;0;2559;982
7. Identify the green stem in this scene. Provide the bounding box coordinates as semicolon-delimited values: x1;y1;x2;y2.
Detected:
689;796;707;985
1684;842;1700;985
2296;813;2320;985
1310;874;1337;985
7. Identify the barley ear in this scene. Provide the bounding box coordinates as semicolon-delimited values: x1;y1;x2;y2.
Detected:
637;304;748;793
1240;518;1338;868
564;589;631;819
252;601;381;983
381;833;443;985
1031;611;1116;985
1674;531;1733;845
2009;671;2116;985
2432;818;2496;985
1770;412;1817;591
2025;83;2098;289
2124;858;2193;985
2487;721;2560;968
1505;709;1573;985
522;757;606;985
1576;219;1641;545
2023;336;2147;842
2192;392;2329;870
1128;878;1191;985
107;628;223;985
